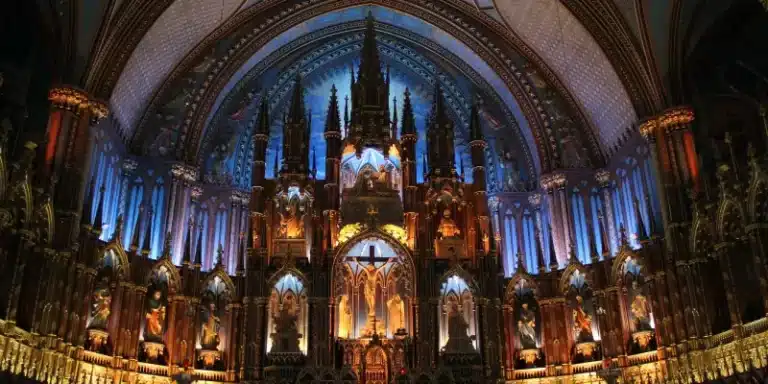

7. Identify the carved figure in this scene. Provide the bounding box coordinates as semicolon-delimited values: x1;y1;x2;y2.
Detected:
270;295;302;353
517;302;537;349
387;294;405;336
200;302;221;349
572;295;593;343
501;151;522;191
437;209;460;238
630;281;652;331
145;290;166;342
89;287;112;330
443;296;475;354
338;295;353;338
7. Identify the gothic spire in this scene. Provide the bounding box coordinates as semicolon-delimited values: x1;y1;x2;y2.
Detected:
325;85;341;133
645;195;657;237
597;209;611;258
93;184;106;234
587;218;600;263
469;103;483;142
130;205;143;252
237;233;245;273
215;244;224;269
182;218;193;265
535;228;547;274
257;96;270;135
391;96;398;139
141;209;153;256
81;178;95;228
358;11;383;86
343;95;349;133
401;88;416;136
112;214;124;243
430;82;448;127
194;225;203;267
288;74;305;124
634;198;649;242
548;225;558;270
160;232;172;260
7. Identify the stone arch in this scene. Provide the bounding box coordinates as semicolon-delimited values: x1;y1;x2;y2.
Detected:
559;262;591;294
145;259;182;295
95;243;131;280
610;248;643;286
504;272;539;305
202;267;237;296
332;228;415;298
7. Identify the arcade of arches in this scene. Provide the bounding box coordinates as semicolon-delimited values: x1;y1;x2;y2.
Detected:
1;1;768;383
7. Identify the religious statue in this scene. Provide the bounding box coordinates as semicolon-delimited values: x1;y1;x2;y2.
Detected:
270;295;302;353
387;294;405;336
338;295;353;339
145;290;167;342
517;302;537;349
200;302;221;349
437;208;460;238
630;281;652;331
279;198;305;238
443;296;475;354
88;286;112;330
500;151;522;191
572;295;593;343
363;271;377;333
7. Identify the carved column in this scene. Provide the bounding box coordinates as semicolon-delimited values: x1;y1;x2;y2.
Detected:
167;164;197;264
541;175;563;266
595;170;617;255
46;87;109;247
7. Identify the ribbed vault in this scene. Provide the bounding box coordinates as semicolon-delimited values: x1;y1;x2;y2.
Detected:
107;0;627;174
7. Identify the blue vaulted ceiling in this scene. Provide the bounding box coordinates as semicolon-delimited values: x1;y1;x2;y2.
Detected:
196;13;536;192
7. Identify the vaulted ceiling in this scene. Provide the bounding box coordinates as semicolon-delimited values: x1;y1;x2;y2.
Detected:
18;0;747;175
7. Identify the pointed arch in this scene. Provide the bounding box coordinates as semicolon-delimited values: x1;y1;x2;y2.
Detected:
559;262;591;294
202;268;237;296
97;243;131;279
610;248;643;286
505;273;539;304
332;228;415;297
145;259;182;294
439;265;479;297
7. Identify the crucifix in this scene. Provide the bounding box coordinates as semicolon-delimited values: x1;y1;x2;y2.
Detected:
350;243;395;337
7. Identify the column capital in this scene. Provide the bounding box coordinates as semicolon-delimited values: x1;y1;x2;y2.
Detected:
121;159;139;174
640;106;695;138
528;193;542;208
594;169;612;188
540;172;566;192
48;86;109;124
170;163;199;183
